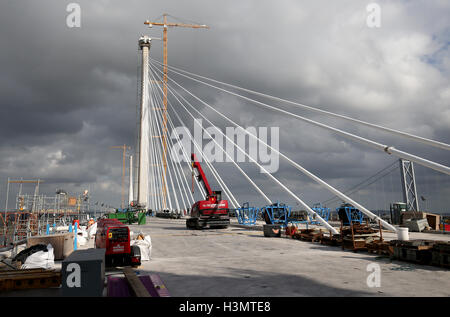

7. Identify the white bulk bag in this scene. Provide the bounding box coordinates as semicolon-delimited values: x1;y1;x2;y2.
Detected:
21;244;55;270
131;235;152;261
87;222;97;239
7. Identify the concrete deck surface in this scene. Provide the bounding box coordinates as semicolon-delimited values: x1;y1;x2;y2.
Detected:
128;217;450;297
1;217;449;297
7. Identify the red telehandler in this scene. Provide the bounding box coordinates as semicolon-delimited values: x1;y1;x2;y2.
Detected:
186;153;230;229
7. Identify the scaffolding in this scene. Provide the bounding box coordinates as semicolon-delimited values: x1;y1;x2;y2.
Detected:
1;179;92;247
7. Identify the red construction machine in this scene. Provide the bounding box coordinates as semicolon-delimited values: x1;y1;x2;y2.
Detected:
186;153;230;229
95;218;141;267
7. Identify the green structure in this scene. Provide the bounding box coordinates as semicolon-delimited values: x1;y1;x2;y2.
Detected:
106;208;146;225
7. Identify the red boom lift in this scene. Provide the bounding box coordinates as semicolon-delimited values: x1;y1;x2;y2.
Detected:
186;153;230;229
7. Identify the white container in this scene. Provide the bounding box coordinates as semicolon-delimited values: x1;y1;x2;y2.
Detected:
397;227;409;241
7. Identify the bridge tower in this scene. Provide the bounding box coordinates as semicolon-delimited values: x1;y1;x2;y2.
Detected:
399;159;419;212
137;36;152;209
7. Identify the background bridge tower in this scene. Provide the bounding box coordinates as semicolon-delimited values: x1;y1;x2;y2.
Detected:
399;158;419;212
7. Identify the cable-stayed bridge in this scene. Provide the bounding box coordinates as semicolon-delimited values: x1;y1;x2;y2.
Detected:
132;36;450;235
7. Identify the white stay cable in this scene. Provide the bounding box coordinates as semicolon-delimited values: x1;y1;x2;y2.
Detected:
149;82;172;211
149;64;272;205
165;107;239;208
147;82;159;211
148;72;206;203
150;58;450;151
167;111;207;201
150;75;196;209
149;63;338;234
149;81;177;211
167;109;240;209
165;112;197;208
157;76;241;209
150;63;398;232
150;79;187;212
150;61;450;177
152;105;174;211
149;74;193;211
149;86;164;211
149;71;188;211
153;106;181;212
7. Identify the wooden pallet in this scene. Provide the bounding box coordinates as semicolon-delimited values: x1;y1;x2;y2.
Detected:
431;242;450;269
341;238;367;252
431;251;450;269
367;241;393;256
391;246;433;265
319;235;341;246
433;242;450;254
123;267;151;297
0;269;61;291
390;239;440;250
293;229;323;242
107;273;170;297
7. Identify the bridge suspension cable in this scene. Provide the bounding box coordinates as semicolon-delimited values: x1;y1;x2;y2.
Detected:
149;70;239;208
150;64;340;234
150;84;187;211
149;64;272;207
149;89;174;211
322;161;400;206
149;73;193;211
149;71;237;208
167;109;239;209
149;62;398;232
166;108;240;209
149;60;450;177
150;58;450;152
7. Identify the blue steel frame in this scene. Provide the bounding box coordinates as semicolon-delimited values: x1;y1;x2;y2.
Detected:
261;202;292;228
310;203;331;225
337;205;363;225
234;202;260;226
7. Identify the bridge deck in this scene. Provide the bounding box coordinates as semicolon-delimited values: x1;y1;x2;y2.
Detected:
131;217;450;297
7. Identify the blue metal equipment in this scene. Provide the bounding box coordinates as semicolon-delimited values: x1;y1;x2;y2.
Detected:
310;203;331;225
336;203;363;225
261;202;293;228
234;202;260;226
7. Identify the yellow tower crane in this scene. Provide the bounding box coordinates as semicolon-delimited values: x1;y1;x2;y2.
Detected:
110;145;131;209
144;14;209;209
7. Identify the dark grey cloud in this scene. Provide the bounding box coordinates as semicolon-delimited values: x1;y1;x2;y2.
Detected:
0;0;449;213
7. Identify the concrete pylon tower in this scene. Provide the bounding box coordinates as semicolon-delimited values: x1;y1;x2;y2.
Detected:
137;36;152;208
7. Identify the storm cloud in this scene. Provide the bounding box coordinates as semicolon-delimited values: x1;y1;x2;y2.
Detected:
0;0;449;213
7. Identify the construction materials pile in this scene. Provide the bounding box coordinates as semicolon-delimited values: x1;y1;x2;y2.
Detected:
271;223;450;269
156;210;182;219
432;242;450;268
390;239;450;268
340;223;380;251
291;228;324;242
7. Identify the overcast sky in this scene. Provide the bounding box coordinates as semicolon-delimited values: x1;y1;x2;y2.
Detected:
0;0;449;213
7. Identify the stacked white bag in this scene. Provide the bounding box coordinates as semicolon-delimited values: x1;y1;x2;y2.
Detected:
21;244;55;270
87;222;97;239
130;235;152;261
